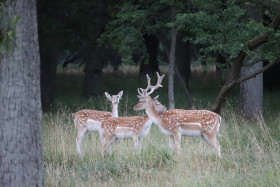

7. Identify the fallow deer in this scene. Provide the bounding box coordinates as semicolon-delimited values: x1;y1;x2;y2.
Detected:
101;96;166;156
134;72;222;157
72;91;123;159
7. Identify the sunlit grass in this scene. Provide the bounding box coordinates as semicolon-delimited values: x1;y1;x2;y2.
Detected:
44;65;280;186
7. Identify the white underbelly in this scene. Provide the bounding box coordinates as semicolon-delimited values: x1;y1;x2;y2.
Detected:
86;119;102;131
116;132;133;139
180;128;201;136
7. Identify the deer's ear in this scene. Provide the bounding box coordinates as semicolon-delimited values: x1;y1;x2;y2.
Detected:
153;95;159;100
118;91;123;98
105;92;111;99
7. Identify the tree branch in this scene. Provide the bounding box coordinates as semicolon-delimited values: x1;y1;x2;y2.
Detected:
246;0;280;13
234;59;278;84
247;13;280;50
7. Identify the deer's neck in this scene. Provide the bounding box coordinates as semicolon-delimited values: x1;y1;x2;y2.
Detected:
112;104;118;117
145;105;163;126
143;115;152;128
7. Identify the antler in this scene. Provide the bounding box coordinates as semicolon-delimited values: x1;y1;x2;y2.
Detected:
138;72;165;96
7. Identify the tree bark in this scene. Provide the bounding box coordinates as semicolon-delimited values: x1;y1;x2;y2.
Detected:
0;0;44;186
239;3;264;121
240;58;263;120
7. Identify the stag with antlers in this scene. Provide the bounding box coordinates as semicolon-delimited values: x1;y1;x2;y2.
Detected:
134;72;222;157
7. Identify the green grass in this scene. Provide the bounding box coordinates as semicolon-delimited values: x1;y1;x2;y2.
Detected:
44;65;280;186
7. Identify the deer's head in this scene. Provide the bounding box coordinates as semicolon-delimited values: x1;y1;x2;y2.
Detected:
105;91;123;104
134;72;165;112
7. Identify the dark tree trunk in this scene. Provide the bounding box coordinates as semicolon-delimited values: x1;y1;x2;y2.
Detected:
139;34;160;76
175;32;192;90
83;52;104;97
40;48;57;111
0;0;44;186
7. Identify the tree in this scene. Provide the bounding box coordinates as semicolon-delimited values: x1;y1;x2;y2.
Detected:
239;2;264;121
176;0;280;113
0;0;44;186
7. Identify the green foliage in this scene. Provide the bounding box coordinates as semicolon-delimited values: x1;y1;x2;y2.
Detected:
0;1;19;54
99;0;172;64
176;0;280;65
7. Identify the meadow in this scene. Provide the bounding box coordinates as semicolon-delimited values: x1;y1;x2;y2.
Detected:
44;65;280;186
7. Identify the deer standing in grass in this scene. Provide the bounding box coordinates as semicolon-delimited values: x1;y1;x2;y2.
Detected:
134;72;222;157
72;91;123;159
101;92;166;156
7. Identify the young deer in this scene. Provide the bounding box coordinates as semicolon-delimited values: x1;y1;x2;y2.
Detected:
101;96;166;156
72;91;123;159
134;72;222;157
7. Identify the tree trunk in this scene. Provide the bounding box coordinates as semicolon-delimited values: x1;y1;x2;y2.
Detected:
175;32;192;90
239;2;263;121
139;34;160;76
40;48;57;111
168;0;177;109
240;58;263;120
0;0;44;186
83;51;104;97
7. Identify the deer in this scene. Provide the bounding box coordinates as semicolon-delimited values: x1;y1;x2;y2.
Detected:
134;72;222;157
72;91;123;159
101;96;167;156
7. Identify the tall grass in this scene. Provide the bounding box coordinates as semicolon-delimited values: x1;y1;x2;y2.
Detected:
44;65;280;186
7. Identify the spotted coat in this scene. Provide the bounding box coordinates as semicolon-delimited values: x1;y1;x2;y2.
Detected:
161;109;221;134
102;116;151;136
73;109;112;127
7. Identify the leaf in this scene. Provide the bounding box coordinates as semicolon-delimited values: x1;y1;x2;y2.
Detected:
7;30;13;40
11;15;20;27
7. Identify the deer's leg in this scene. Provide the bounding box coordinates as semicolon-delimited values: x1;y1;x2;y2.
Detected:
169;135;175;151
102;135;115;156
138;136;144;154
173;131;181;155
202;133;221;158
76;128;88;159
99;130;105;146
133;134;139;151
